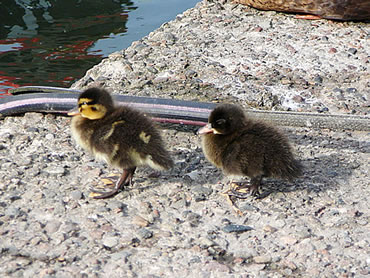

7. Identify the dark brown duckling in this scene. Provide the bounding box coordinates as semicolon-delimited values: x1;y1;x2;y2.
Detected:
68;87;173;199
198;103;302;197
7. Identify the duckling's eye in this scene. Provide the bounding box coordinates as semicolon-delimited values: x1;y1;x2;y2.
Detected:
215;119;226;126
91;106;97;111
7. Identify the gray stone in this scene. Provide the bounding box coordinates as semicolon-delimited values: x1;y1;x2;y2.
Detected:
44;166;66;176
70;190;83;200
45;134;54;140
348;48;357;55
222;224;253;233
5;207;21;218
110;250;132;262
60;221;80;234
44;220;61;234
254;255;272;264
192;185;213;202
102;236;119;249
137;228;153;239
132;215;150;227
186;212;202;227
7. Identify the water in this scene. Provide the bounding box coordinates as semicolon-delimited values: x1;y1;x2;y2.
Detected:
0;0;199;94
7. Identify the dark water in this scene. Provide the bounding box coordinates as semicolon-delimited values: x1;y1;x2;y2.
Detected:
0;0;199;94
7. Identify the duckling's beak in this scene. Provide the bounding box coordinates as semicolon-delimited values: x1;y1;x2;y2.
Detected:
67;107;80;116
197;123;213;135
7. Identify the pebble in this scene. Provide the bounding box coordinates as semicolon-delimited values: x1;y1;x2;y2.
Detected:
102;236;119;249
356;219;368;226
314;75;323;84
61;221;80;235
153;75;169;84
346;88;357;94
263;225;277;233
222;224;253;233
70;190;83;200
5;207;21;218
44;220;61;234
185;170;202;181
132;215;150;227
110;250;132;262
348;48;357;55
106;200;126;211
203;261;230;273
199;237;215;248
254;255;272;264
279;235;298;245
186;212;202;227
296;229;312;239
45;134;54;140
192;185;213;202
44;166;66;176
137;228;153;239
292;95;305;103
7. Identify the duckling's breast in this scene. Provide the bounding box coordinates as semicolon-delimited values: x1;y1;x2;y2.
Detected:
70;115;94;152
201;134;224;168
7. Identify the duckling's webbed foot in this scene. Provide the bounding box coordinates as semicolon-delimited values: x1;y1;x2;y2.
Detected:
227;176;262;198
91;167;136;199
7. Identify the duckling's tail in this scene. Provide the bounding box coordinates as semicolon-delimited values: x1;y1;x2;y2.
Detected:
283;159;304;181
147;151;174;171
159;156;174;171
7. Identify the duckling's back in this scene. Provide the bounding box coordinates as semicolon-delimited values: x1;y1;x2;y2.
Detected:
221;120;302;181
73;105;173;171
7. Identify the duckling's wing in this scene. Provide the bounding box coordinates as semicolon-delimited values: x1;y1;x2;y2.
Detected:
94;113;172;170
114;122;173;170
86;118;132;165
222;132;265;177
221;141;243;175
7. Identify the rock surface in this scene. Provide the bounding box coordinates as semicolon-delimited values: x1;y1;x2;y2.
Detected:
1;0;369;277
73;0;369;116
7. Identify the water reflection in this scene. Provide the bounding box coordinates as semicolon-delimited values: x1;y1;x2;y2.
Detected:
0;0;135;92
0;0;200;94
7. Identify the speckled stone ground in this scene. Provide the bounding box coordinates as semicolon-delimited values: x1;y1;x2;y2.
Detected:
1;0;369;277
73;0;369;115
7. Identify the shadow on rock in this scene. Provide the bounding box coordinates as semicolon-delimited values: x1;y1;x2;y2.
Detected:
259;152;359;198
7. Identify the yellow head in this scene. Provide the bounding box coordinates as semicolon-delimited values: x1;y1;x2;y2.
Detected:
77;98;107;119
68;88;114;120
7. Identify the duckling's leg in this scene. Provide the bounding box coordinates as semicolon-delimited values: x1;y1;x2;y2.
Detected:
228;176;263;198
121;167;136;187
221;192;244;216
91;167;136;199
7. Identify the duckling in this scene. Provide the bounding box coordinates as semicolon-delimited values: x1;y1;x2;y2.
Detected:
198;103;303;198
68;87;174;199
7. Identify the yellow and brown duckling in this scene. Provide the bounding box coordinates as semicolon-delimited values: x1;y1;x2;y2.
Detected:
198;103;303;199
68;87;173;199
235;0;370;21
